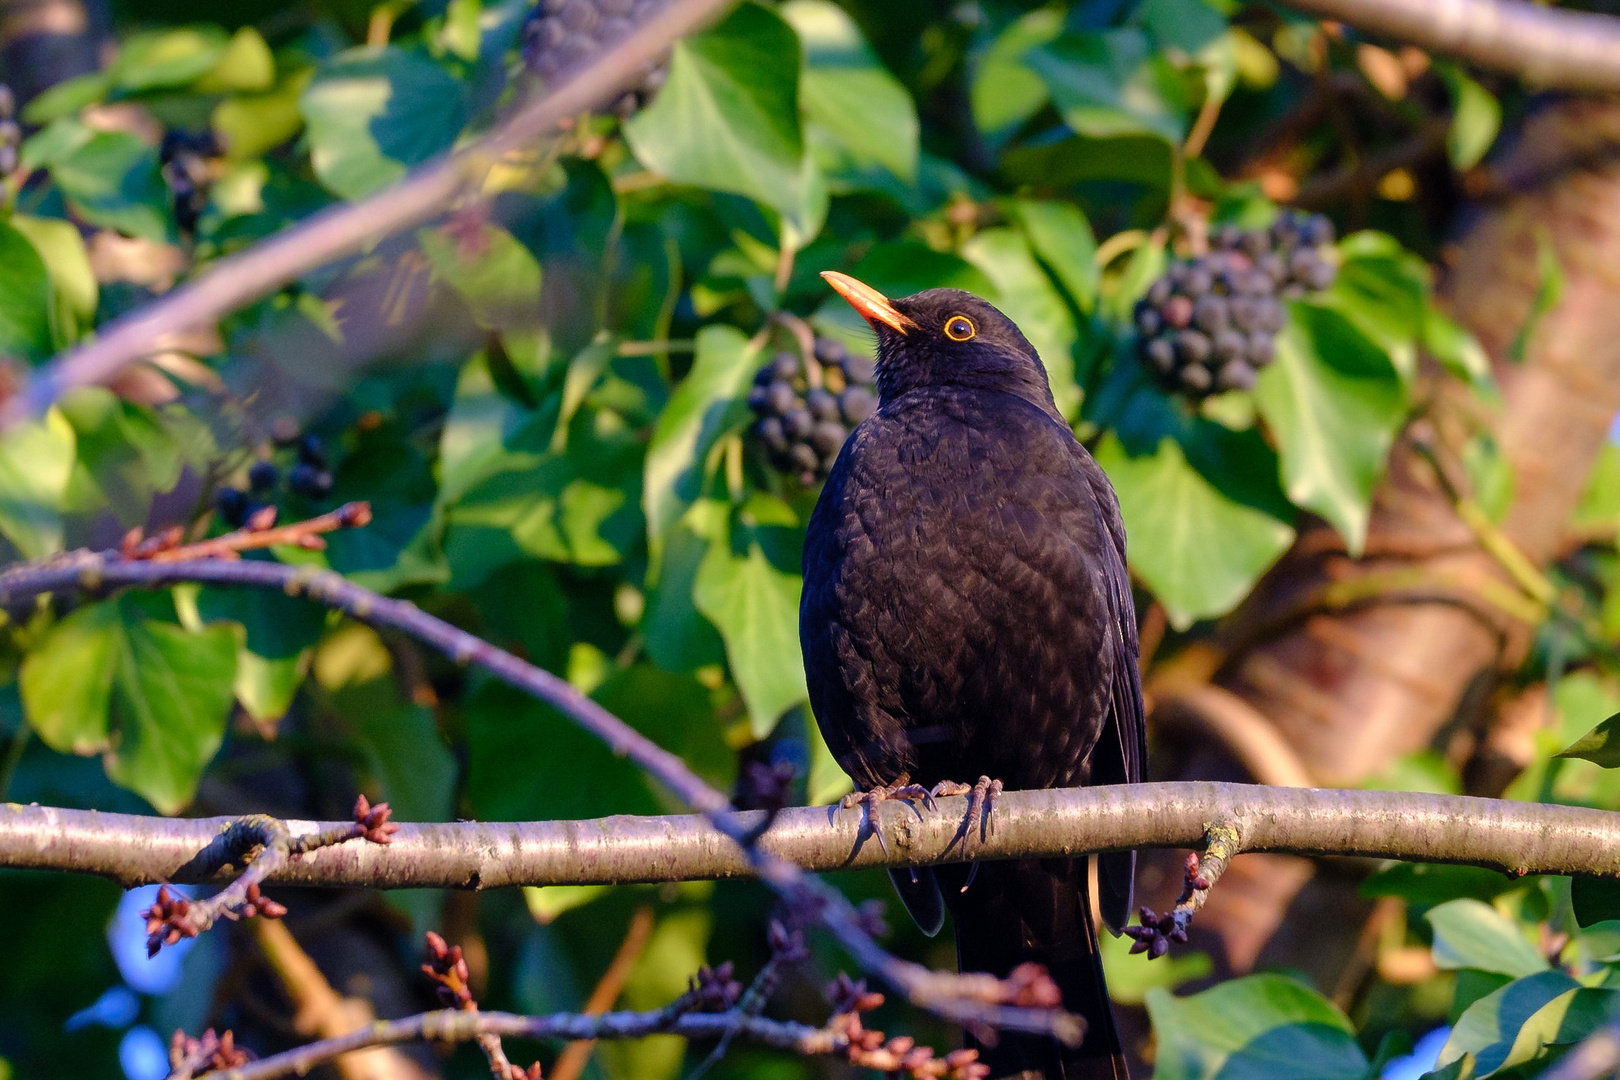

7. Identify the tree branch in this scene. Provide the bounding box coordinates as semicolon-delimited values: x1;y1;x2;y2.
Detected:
0;0;740;430
1276;0;1620;91
7;782;1620;890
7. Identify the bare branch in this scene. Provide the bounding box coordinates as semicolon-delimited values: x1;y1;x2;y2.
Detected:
0;0;740;429
9;783;1620;890
1276;0;1620;91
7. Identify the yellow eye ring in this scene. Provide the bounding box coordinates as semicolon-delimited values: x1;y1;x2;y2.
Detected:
944;315;976;341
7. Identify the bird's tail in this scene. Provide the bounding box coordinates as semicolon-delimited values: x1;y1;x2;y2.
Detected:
938;858;1128;1080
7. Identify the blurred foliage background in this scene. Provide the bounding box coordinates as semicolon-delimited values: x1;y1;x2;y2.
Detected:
5;0;1620;1077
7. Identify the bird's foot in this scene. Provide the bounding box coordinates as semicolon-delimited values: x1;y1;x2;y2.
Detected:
839;783;935;854
933;775;1003;854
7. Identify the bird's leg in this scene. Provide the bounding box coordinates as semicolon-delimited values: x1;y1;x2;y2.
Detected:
839;781;935;854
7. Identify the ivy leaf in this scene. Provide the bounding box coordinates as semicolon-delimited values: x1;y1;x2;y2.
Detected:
642;324;759;563
419;221;543;331
112;27;229;92
0;219;56;361
1439;971;1583;1077
623;3;808;226
1025;29;1188;145
1255;304;1406;555
301;47;467;201
1426;899;1550;978
1095;431;1295;629
10;214;95;348
1555;711;1620;767
1145;973;1367;1080
1442;66;1501;171
0;408;75;559
20;598;239;814
693;497;808;738
970;7;1063;144
783;0;917;182
1014;198;1099;315
962;227;1081;418
1315;239;1429;381
48;131;171;242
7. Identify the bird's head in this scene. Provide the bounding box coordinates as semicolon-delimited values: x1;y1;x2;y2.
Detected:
820;272;1058;415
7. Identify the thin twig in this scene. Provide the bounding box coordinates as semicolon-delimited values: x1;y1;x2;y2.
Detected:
0;0;741;429
549;906;656;1080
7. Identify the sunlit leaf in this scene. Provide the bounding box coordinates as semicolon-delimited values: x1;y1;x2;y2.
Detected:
0;408;75;559
1440;971;1583;1076
1026;29;1188;145
1556;710;1620;767
301;47;466;200
784;0;917;181
1255;304;1406;554
1146;973;1366;1080
1426;899;1550;979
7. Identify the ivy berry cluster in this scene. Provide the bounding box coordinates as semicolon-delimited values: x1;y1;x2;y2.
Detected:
748;338;878;487
160;130;222;236
215;431;333;528
1134;210;1338;400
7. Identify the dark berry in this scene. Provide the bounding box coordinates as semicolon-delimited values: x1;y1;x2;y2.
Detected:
1183;264;1214;296
1213;330;1247;364
770;354;799;382
765;382;797;416
1135;300;1163;337
789;443;818;474
1211;224;1241;250
1174;329;1212;365
839;386;877;425
806;388;840;423
1163;295;1194;329
297;434;327;468
1143;337;1176;373
1257;298;1286;333
809;421;847;457
216;487;249;528
288;463;332;498
757;417;787;452
1146;278;1173;306
814;337;848;365
1300;215;1335;247
747;385;770;411
1248;332;1276;366
841;354;875;384
1179;364;1213;392
248;460;279;491
1228;296;1259;333
270;417;301;446
1192;295;1227;334
783;408;813;440
1217;361;1256;391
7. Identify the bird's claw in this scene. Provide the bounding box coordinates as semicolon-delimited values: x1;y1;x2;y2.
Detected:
935;775;1003;857
839;783;935;854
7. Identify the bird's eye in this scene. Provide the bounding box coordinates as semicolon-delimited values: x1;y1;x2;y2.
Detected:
943;315;976;342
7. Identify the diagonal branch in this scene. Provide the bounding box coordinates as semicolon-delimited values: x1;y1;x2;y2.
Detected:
0;0;740;430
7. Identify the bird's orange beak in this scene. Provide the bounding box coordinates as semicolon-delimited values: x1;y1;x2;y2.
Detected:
821;271;917;335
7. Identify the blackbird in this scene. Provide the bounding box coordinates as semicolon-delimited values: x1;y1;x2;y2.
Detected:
801;272;1145;1080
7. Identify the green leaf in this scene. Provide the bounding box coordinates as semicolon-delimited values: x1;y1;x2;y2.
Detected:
48;130;171;241
21;598;238;814
1315;240;1429;381
1014;198;1099;315
806;710;853;805
623;3;808;226
1440;971;1583;1077
301;47;467;201
1145;973;1367;1080
419;221;544;331
1425;309;1493;387
970;7;1064;142
1025;29;1187;145
1099;928;1212;1007
642;504;727;674
196;585;326;727
642;324;759;563
962;227;1081;417
693;498;808;738
1360;863;1515;907
1426;899;1550;979
10;215;96;343
194;27;275;93
1255;304;1406;554
783;0;917;182
0;219;55;361
1556;711;1620;767
335;680;456;823
1443;67;1501;171
1095;431;1295;629
1131;0;1228;54
213;69;312;160
0;409;75;559
112;27;229;92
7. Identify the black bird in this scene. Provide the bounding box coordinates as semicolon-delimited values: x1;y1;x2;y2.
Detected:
801;272;1145;1080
